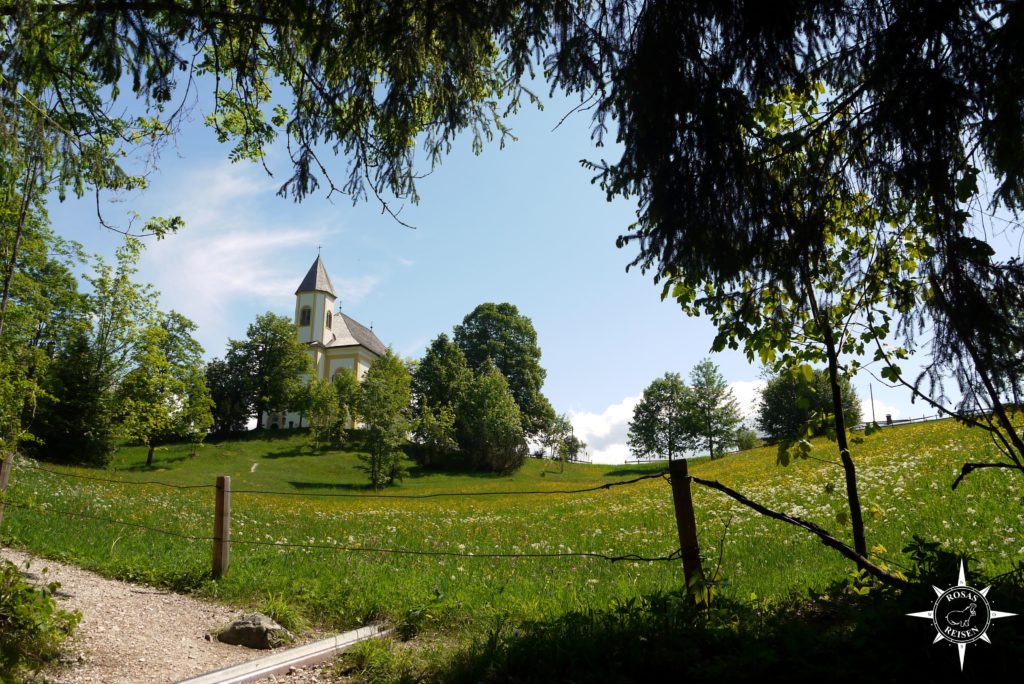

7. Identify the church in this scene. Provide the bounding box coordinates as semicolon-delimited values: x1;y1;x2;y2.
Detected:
262;256;387;429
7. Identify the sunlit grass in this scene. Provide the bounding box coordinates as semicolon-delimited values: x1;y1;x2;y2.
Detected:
2;419;1021;639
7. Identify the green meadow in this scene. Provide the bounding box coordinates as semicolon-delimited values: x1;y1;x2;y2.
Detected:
2;419;1022;677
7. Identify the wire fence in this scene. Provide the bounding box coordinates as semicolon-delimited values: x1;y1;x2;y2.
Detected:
12;457;666;498
1;455;681;566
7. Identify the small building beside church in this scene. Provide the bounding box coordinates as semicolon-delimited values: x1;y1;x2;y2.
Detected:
263;256;386;429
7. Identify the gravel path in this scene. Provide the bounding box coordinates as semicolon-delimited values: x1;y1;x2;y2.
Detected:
1;548;340;684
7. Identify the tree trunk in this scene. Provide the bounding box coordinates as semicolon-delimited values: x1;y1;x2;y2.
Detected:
146;442;155;466
0;158;40;339
800;265;867;558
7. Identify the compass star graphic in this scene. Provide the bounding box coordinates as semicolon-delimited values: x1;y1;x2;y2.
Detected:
907;561;1017;670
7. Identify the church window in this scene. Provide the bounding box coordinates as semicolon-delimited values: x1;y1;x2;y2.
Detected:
300;306;311;326
326;311;333;330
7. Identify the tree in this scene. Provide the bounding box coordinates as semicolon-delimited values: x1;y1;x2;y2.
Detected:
412;334;472;414
453;303;554;437
205;355;251;435
356;350;411;488
332;367;361;429
0;218;84;462
305;377;341;450
31;240;158;466
232;312;311;429
118;325;186;467
411;334;472;464
687;359;743;459
757;368;862;444
8;0;1023;584
32;330;116;466
117;313;212;466
457;363;528;473
627;373;694;462
413;402;458;467
541;413;573;460
152;311;213;450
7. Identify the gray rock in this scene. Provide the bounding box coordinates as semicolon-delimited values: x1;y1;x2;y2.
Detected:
216;613;292;649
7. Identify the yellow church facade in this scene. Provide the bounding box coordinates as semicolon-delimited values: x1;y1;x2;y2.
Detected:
263;256;386;429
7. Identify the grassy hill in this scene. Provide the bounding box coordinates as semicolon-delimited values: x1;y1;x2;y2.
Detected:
2;419;1022;680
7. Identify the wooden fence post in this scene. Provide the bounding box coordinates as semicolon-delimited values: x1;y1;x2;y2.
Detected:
0;452;13;531
668;458;704;599
213;475;231;579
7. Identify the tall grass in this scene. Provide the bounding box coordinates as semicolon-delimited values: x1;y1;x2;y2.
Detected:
2;419;1020;649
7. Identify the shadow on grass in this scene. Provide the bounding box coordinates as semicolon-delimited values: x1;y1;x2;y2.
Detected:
440;586;1024;684
262;446;317;459
602;465;667;477
286;481;374;492
438;543;1024;683
121;455;193;472
205;427;312;444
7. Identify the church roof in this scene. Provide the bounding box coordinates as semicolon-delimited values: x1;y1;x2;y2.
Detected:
295;256;336;296
326;312;387;357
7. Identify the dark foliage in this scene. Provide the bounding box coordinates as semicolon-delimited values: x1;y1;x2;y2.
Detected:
31;331;115;466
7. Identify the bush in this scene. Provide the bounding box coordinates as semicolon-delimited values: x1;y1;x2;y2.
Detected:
0;559;80;683
734;427;760;451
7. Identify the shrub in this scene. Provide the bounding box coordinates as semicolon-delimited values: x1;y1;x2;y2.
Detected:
734;427;760;451
0;559;80;683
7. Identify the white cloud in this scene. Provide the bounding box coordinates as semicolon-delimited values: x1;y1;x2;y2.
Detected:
569;395;639;465
570;395;639;446
569;380;765;465
861;398;900;424
589;443;632;465
398;257;415;267
729;379;766;419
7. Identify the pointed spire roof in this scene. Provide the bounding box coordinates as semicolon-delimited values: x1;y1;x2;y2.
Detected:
295;256;336;296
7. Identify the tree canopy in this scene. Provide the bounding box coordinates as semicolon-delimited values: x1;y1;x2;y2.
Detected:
230;312;311;429
757;368;862;444
688;360;743;459
453;302;554;437
627;372;694;462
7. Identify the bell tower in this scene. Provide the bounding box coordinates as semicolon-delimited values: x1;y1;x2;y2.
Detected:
294;256;337;347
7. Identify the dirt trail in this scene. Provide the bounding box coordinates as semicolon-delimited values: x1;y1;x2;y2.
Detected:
1;547;333;683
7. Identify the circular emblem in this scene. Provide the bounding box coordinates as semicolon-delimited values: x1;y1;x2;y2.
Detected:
932;585;991;645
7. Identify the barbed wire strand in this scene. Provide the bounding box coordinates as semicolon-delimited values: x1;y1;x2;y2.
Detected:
0;501;213;542
15;459;216;490
13;456;666;498
231;472;669;499
2;500;680;563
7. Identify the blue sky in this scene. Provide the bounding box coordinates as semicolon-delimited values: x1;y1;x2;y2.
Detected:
47;86;921;463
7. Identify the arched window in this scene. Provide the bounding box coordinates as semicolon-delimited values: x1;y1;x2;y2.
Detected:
326;311;333;330
299;306;311;326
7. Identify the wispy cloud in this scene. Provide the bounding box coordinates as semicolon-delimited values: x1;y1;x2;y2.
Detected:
136;161;382;356
336;275;381;307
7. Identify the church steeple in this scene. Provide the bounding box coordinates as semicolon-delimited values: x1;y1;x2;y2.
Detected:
294;256;337;346
295;255;336;296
